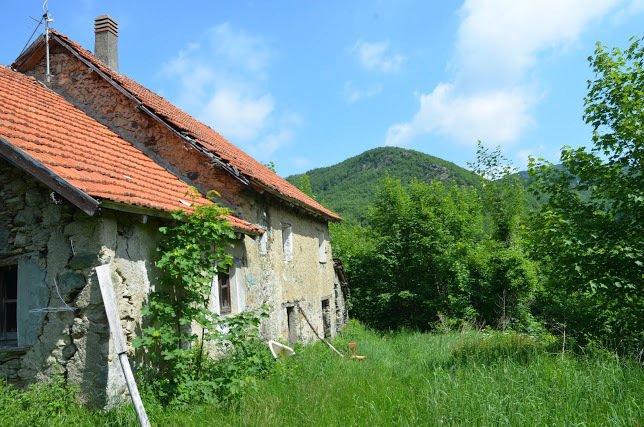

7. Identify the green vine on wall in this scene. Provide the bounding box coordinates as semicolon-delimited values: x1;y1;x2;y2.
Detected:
134;191;271;405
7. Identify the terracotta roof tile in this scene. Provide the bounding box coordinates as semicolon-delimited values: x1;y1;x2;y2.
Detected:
0;65;261;235
49;30;341;222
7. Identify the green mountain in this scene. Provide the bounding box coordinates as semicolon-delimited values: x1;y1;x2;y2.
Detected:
287;147;481;223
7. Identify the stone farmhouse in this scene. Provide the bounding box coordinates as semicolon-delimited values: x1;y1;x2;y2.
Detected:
0;16;346;405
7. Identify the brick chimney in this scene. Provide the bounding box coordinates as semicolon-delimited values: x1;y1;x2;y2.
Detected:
94;15;118;72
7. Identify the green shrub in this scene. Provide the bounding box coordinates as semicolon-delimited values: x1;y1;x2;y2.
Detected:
0;377;80;427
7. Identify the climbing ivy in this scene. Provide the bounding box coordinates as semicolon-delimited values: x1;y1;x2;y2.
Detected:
134;191;272;405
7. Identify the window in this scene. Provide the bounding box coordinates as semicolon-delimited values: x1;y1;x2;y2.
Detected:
318;230;327;263
218;272;231;315
258;231;268;256
0;265;18;345
321;298;331;339
281;223;293;262
259;211;269;256
286;306;297;346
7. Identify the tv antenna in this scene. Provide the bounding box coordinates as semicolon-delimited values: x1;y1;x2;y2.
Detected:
43;0;54;83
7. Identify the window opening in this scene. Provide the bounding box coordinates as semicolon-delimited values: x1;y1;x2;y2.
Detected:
286;306;297;346
321;298;331;339
259;232;268;256
281;223;293;262
0;265;18;345
218;271;231;315
318;230;327;263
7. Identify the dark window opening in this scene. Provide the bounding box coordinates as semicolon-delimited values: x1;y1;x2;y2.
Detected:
287;306;297;346
218;272;231;314
1;265;18;345
321;298;331;339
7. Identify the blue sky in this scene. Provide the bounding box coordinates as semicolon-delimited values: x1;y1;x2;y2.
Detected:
2;1;643;176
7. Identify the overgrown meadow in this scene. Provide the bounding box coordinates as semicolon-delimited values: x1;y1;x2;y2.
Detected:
1;321;642;426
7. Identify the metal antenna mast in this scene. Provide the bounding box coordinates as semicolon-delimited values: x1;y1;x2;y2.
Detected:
43;0;53;83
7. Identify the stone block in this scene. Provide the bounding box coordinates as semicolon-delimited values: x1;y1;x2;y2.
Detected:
71;316;89;339
42;204;62;226
68;253;100;270
57;271;86;300
5;196;24;211
13;207;36;226
0;227;8;254
62;343;77;360
7;178;28;195
13;232;27;247
24;188;43;207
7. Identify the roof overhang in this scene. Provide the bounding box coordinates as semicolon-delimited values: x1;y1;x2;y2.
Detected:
0;136;99;216
0;138;261;235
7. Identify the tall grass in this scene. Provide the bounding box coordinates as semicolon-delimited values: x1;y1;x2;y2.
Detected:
1;321;642;426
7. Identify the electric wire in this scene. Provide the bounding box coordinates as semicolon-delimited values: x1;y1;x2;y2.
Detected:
17;15;45;58
30;277;75;313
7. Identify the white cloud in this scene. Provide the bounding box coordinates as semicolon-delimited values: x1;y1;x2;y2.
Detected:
200;90;274;142
515;145;561;168
353;40;405;73
455;0;622;87
159;23;299;161
343;81;383;103
243;112;303;159
386;0;630;147
254;129;293;159
205;23;272;74
386;84;535;146
290;156;311;170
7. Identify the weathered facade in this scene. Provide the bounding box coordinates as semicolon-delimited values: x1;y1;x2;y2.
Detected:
1;17;345;406
0;158;160;406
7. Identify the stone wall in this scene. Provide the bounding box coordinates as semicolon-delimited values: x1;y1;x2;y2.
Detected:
0;158;162;407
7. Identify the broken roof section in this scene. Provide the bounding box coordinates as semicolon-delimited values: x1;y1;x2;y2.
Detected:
14;30;341;223
0;65;262;235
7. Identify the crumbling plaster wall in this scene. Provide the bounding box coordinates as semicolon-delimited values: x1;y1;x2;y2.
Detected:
236;199;339;344
22;44;344;344
0;159;161;407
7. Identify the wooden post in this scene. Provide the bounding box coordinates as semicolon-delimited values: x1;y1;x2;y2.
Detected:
95;265;151;427
295;302;344;358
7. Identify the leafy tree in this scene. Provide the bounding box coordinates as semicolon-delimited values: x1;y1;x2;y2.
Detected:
291;173;315;198
468;241;538;331
341;178;483;329
468;143;538;330
469;142;526;245
529;37;644;353
263;161;277;173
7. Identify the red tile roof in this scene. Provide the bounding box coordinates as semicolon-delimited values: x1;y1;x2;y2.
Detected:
48;30;341;222
0;65;262;235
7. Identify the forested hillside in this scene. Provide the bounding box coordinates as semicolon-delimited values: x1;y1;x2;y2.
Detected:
287;147;481;223
328;38;644;356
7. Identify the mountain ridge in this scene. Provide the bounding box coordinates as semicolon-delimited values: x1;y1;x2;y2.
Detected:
286;147;481;223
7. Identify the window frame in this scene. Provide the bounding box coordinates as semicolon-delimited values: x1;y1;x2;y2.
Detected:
318;230;327;264
218;271;232;315
0;264;18;345
281;222;293;262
